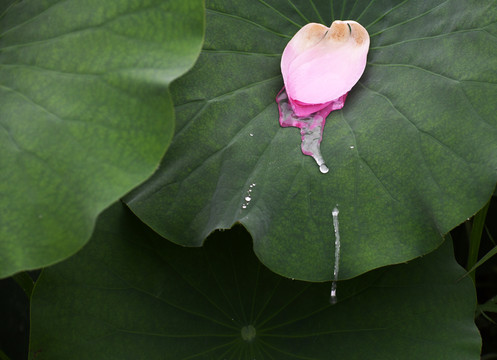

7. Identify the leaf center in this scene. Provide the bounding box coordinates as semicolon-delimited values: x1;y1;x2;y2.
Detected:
240;325;256;342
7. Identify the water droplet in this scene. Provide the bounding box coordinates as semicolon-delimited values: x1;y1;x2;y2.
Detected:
329;290;338;305
249;133;254;137
241;183;256;210
330;206;341;305
349;145;355;149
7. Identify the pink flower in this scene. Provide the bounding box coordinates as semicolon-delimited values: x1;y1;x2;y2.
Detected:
281;21;370;117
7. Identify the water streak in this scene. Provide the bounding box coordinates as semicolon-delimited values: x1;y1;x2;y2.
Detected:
276;90;328;173
330;206;341;304
276;88;347;174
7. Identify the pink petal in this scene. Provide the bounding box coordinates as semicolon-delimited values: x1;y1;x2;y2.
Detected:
281;23;328;89
289;93;347;117
281;21;370;110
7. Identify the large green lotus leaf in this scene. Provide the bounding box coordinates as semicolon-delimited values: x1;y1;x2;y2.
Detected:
0;0;204;277
29;202;480;359
124;0;497;281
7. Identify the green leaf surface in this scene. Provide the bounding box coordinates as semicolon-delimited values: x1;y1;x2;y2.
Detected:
0;0;204;277
29;202;481;359
125;0;497;281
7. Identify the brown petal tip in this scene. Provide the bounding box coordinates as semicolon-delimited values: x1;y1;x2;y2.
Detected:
327;21;349;42
349;22;368;45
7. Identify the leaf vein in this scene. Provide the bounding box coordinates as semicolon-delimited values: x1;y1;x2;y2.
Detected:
286;0;311;23
367;62;459;83
365;0;409;30
99;259;239;331
308;0;324;24
258;339;319;360
256;0;302;29
368;0;451;37
202;49;281;57
355;0;376;23
205;8;292;39
370;28;491;50
357;82;445;195
180;339;239;360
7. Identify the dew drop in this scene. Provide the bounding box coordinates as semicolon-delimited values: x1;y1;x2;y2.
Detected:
241;183;256;210
249;133;254;137
349;145;355;149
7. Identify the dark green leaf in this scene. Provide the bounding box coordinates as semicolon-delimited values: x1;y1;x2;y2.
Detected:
29;202;481;359
0;0;204;277
0;349;12;360
125;0;497;280
11;271;34;298
466;244;497;278
479;296;497;314
467;200;491;280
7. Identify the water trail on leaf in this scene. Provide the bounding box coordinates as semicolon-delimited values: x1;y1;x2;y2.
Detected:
276;89;329;173
276;87;347;174
330;206;341;304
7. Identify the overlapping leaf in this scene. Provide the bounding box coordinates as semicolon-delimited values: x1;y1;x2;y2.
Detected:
29;202;481;359
125;0;497;280
0;0;204;277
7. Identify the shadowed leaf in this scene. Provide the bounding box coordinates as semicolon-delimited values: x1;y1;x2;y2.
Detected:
29;202;481;359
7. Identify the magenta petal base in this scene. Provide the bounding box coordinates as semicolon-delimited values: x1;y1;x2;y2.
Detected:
276;87;346;174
